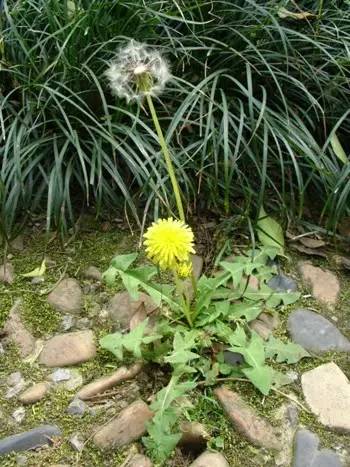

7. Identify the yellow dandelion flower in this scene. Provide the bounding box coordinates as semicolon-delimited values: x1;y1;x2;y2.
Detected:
144;218;195;271
176;261;193;278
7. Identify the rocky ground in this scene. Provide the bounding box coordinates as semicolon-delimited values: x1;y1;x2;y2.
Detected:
0;222;349;466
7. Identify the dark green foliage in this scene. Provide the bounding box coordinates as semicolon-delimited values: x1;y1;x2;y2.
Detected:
1;0;350;238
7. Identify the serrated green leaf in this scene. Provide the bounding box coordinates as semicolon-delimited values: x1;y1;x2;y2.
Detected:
220;261;246;286
111;253;138;271
150;377;196;413
122;320;149;358
272;370;296;388
100;320;161;361
99;331;124;360
257;207;284;253
265;336;309;364
229;303;262;322
243;283;300;307
242;365;274;395
102;266;118;286
228;325;247;347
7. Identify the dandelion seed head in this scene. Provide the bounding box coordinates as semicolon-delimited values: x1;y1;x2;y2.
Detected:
106;40;171;102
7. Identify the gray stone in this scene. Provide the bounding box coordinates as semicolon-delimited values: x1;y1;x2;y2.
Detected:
12;407;26;424
223;351;245;366
10;236;24;251
268;274;297;292
190;451;229;467
275;403;299;467
107;291;157;329
0;342;4;355
48;368;83;391
16;454;28;465
39;330;96;367
0;263;15;284
214;386;281;450
126;454;153;467
5;372;26;399
0;425;61;455
67;398;88;417
83;266;102;281
93;400;153;449
301;362;350;432
3;301;36;358
19;382;50;404
298;262;340;308
69;433;84;452
287;309;350;353
7;372;23;387
47;278;82;314
75;317;91;330
60;314;75;331
293;429;342;467
31;276;45;285
49;368;71;383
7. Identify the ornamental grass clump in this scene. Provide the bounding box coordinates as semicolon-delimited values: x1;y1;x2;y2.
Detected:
101;41;309;464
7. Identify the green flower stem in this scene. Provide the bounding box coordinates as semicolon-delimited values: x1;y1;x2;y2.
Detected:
146;94;186;223
174;272;193;327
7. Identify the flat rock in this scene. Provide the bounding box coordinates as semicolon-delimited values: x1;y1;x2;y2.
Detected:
274;403;299;467
12;407;26;424
298;262;340;308
190;451;229;467
77;363;142;400
0;263;15;284
301;362;350;432
3;301;36;358
268;274;297;292
126;454;153;467
0;425;61;455
250;312;279;340
47;278;82;314
83;266;102;281
19;382;50;404
39;331;96;367
67;398;88;417
107;291;157;329
287;309;350;353
60;315;75;331
223;351;245;366
93;400;153;449
214;386;281;450
5;372;26;399
293;429;342;467
10;235;24;251
69;433;84;452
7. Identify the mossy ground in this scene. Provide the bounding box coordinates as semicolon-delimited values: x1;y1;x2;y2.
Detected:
0;221;349;466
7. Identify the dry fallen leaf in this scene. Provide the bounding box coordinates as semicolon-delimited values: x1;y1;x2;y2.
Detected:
278;7;316;20
299;237;326;249
333;255;350;270
289;243;327;258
